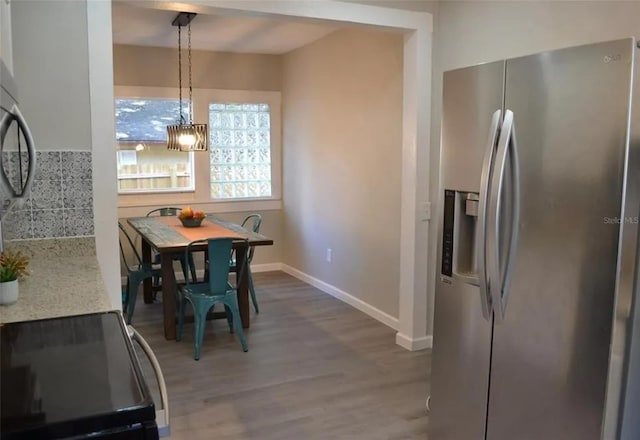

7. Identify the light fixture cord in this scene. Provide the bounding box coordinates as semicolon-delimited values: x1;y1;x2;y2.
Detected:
177;24;184;124
188;22;193;125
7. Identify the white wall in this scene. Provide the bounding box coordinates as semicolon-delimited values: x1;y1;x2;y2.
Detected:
1;0;13;73
437;1;640;72
11;0;91;150
87;0;121;310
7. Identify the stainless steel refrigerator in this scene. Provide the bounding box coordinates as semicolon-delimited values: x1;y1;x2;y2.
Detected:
429;38;640;440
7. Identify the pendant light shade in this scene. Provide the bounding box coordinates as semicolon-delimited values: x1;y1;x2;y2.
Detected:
167;123;208;151
166;12;208;152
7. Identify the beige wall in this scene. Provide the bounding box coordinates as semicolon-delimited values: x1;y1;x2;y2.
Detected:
282;28;404;318
342;0;437;13
214;210;283;266
113;44;282;91
11;0;91;150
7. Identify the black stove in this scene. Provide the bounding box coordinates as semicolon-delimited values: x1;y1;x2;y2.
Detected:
1;312;158;440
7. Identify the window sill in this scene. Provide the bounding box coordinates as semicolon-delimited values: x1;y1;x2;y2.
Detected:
117;173;192;179
118;188;195;195
117;198;282;218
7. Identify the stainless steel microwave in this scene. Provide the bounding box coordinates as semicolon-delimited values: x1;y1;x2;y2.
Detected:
0;58;35;220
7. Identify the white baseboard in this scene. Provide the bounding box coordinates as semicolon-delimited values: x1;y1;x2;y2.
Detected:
395;333;432;351
280;264;399;331
251;262;283;273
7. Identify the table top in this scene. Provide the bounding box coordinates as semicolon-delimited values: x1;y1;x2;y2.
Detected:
127;215;273;252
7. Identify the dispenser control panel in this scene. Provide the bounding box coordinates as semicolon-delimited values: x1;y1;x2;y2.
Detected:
441;190;455;276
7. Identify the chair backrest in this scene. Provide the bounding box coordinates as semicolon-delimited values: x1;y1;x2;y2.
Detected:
241;214;262;263
186;237;248;295
242;214;262;233
146;207;181;217
118;222;142;269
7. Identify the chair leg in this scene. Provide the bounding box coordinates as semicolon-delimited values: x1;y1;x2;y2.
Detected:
176;293;185;342
227;297;248;352
126;274;144;325
203;249;209;282
188;253;197;283
122;278;130;313
224;305;233;333
248;267;259;314
152;253;161;300
193;305;210;361
179;258;189;283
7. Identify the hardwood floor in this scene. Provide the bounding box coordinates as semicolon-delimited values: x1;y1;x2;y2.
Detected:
132;271;430;439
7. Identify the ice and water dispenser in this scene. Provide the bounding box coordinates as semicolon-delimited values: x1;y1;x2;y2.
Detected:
441;190;480;285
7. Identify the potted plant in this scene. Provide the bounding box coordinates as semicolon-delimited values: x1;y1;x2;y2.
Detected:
0;251;29;305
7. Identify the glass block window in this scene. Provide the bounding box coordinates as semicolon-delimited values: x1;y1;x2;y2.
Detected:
115;98;194;193
209;103;272;199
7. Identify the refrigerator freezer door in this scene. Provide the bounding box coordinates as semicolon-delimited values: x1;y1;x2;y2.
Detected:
429;60;504;440
486;39;635;440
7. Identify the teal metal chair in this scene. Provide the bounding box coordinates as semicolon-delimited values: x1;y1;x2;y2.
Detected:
118;222;161;324
177;237;249;360
147;207;197;284
230;214;262;313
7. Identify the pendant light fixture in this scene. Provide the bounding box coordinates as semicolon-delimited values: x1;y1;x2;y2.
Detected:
167;12;208;152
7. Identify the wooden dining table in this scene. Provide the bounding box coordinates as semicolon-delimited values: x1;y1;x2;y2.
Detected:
127;215;274;340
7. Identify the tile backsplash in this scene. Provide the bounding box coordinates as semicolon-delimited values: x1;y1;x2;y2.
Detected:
2;151;94;240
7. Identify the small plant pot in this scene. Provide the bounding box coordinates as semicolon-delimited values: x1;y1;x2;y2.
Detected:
180;217;204;228
0;279;19;305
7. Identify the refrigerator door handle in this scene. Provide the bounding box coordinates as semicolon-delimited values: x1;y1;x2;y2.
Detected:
488;109;520;323
477;109;502;320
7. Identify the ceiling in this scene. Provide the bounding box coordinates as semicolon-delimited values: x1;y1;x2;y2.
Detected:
111;2;340;55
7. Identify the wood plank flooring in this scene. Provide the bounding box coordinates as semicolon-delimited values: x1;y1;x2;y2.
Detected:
132;271;430;439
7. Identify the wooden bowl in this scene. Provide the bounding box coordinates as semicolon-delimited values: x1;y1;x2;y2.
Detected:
180;217;204;228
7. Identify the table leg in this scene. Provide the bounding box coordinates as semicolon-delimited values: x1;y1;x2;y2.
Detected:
142;240;153;304
160;252;177;340
236;245;250;329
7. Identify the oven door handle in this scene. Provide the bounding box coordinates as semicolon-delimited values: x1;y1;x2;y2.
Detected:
128;325;171;438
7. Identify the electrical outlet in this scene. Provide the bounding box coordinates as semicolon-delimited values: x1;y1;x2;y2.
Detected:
326;248;332;263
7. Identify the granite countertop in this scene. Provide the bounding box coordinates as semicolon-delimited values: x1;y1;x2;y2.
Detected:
0;237;113;324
